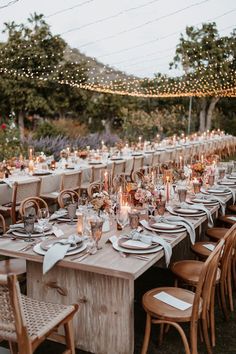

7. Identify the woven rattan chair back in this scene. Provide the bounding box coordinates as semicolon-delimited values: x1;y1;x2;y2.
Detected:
91;166;106;183
61;171;82;192
87;182;102;199
19;197;49;219
10;179;41;224
111;161;126;180
0;274;78;354
133;156;144;172
131;171;145;183
0;214;6;234
58;189;79;209
0;274;25;342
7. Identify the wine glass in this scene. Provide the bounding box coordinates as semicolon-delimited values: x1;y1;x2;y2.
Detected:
24;216;35;242
38;208;50;236
67;203;77;225
90;216;104;250
116;205;129;229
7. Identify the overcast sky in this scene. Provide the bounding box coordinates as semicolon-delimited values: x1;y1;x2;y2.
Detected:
0;0;235;78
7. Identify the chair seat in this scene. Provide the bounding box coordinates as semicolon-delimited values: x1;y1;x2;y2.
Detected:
218;215;236;226
171;260;221;286
0;295;76;342
228;205;236;213
0;259;26;276
191;242;216;259
206;227;228;240
142;287;202;323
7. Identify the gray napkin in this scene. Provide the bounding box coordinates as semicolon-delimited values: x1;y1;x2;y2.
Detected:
195;193;226;215
127;229;172;266
49;209;68;220
210;185;236;204
180;202;213;228
155;211;196;244
43;235;82;274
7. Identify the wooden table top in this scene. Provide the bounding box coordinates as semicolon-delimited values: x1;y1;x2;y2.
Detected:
0;194;231;280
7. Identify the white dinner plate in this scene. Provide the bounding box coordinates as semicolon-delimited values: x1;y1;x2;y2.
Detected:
142;222;185;234
174;208;200;214
112;240;162;254
207;189;231;195
151;222;178;230
218;181;236;186
191;198;218;205
33;242;87;256
227;176;236;180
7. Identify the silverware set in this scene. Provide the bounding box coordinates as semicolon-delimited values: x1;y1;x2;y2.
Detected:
119;251;149;261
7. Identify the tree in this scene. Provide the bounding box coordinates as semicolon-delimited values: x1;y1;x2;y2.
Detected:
0;13;89;139
170;23;236;132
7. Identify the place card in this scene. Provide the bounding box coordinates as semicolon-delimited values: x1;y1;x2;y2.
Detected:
52;227;64;238
203;244;215;251
154;291;192;311
227;216;236;222
122;240;150;249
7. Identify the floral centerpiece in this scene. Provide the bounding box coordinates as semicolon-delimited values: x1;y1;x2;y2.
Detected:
91;191;112;214
191;162;206;177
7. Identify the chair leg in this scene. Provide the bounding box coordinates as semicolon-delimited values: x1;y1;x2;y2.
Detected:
9;342;18;354
202;318;213;354
227;271;234;312
141;313;152;354
220;280;229;320
210;286;216;347
158;323;164;345
63;320;75;354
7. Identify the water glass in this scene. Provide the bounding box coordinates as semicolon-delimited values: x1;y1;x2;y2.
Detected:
116;205;130;229
208;175;215;187
218;168;225;180
67;203;77;225
156;199;166;216
90;217;104;250
177;188;187;203
24;216;35;242
128;210;140;229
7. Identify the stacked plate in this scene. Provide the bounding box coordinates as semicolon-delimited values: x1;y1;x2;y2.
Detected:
11;225;54;238
218;180;236;186
33;237;87;256
33;171;52;176
147;221;185;233
171;206;205;217
189;198;219;207
112;237;162;254
206;188;231;196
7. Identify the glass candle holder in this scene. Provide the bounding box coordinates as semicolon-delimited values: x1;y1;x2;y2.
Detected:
218;168;225;180
156;199;166;216
208;175;215;187
76;212;84;235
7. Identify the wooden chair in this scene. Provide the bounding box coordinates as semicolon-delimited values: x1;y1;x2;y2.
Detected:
206;227;229;241
58;190;80;209
0;273;78;354
0;214;26;279
111;161;126;181
218;214;236;227
87;182;102;199
141;239;224;354
0;214;6;234
61;171;82;193
19;197;49;219
171;225;236;345
131;170;145;184
91;166;106;183
0;179;42;224
228;204;236;213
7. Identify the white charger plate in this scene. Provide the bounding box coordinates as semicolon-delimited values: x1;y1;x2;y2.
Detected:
112;240;162;254
140;220;185;234
33;242;87;256
190;199;218;206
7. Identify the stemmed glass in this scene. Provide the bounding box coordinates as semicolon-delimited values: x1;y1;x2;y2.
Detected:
116;205;129;229
24;216;35;242
67;203;77;225
90;216;104;250
38;208;50;236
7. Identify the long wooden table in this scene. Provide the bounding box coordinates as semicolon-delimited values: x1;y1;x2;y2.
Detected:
0;194;232;354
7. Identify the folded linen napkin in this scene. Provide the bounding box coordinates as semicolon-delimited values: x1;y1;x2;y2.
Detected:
180;202;213;228
126;229;172;266
2;179;13;188
210;185;236;204
195;193;226;215
49;209;68;220
43;235;83;274
155;211;196;245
